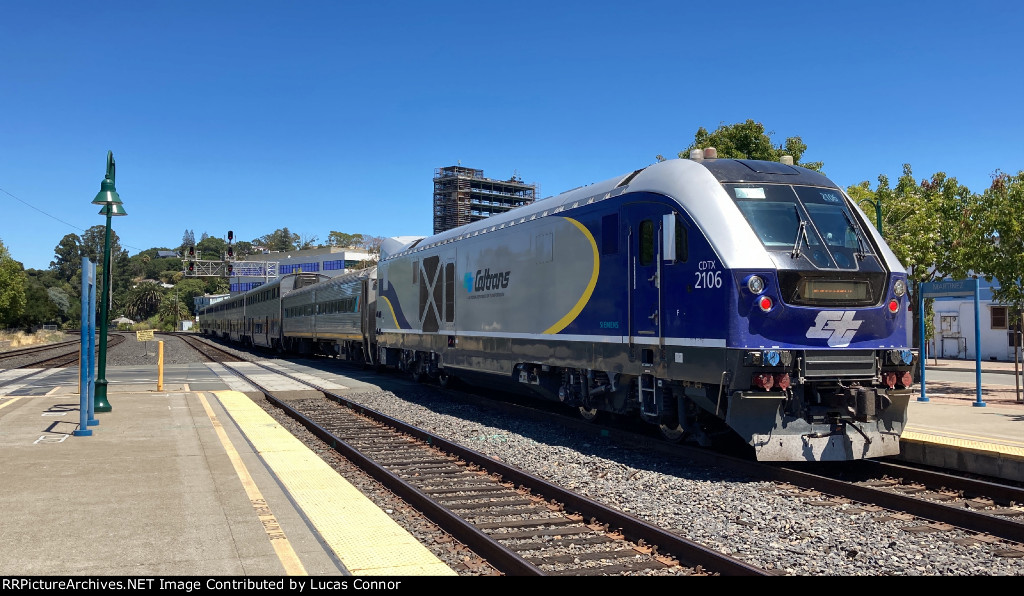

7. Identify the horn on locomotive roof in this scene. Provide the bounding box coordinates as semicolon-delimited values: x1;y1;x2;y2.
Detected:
688;147;718;161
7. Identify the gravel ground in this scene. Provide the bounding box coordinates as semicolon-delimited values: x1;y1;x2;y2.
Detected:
327;385;1024;576
17;333;1023;576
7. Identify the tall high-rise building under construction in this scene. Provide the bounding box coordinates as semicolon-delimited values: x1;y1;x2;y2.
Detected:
433;165;538;234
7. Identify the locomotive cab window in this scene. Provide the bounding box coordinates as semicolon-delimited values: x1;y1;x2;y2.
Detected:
639;220;654;266
726;183;872;270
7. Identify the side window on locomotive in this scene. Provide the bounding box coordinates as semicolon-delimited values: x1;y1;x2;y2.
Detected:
601;214;618;255
444;262;455;323
662;213;688;264
639;220;654;266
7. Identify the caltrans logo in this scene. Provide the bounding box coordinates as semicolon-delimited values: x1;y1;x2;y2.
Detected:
806;311;862;347
463;268;511;293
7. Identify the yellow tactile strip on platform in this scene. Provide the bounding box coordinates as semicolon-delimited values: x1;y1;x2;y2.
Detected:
213;391;457;576
901;430;1024;459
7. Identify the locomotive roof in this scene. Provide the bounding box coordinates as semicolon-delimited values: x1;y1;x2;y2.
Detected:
387;158;903;273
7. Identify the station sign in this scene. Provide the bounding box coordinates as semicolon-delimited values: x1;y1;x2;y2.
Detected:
920;278;978;298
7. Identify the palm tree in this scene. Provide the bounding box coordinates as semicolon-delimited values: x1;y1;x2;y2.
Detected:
159;293;191;330
124;282;164;321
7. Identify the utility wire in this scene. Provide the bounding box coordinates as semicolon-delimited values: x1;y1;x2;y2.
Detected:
0;185;144;252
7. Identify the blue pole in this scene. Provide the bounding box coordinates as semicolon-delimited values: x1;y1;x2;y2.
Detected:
74;258;92;437
918;288;928;402
973;281;986;407
87;262;98;426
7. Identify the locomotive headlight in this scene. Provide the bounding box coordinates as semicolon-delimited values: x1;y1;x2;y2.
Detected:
746;275;766;294
893;279;907;297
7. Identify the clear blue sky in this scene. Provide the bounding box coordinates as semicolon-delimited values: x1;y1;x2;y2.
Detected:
2;0;1021;271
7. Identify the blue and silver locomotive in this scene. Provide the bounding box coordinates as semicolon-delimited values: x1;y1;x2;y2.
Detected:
374;151;916;461
200;151;917;462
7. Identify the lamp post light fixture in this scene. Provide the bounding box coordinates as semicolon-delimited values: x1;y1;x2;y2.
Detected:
857;198;883;235
91;151;127;412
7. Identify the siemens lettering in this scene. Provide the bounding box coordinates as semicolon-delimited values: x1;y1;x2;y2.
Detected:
472;268;510;292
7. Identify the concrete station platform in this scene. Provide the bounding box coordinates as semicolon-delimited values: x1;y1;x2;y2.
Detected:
0;363;457;577
0;359;1020;576
897;358;1024;483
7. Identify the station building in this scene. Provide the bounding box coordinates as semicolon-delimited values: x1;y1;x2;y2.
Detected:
229;246;373;293
925;277;1023;362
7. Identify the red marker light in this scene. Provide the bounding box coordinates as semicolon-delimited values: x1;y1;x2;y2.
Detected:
752;373;774;391
773;373;791;391
888;299;899;313
759;296;773;312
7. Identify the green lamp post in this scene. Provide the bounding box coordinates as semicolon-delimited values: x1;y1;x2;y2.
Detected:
858;198;883;235
91;151;127;412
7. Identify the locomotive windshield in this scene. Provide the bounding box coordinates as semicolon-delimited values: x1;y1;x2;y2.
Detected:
726;183;873;270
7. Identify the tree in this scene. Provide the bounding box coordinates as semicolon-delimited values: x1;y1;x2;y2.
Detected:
660;120;824;171
196;236;227;259
124;282;164;321
327;231;364;248
172;278;207;315
0;238;27;327
256;228;300;252
159;292;192;331
204;277;229;295
298;233;320;250
180;229;195;250
50;233;83;282
81;224;124;266
979;171;1024;313
232;240;254;258
849;165;984;354
46;287;72;319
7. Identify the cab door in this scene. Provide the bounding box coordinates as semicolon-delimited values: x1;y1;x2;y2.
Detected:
624;202;671;343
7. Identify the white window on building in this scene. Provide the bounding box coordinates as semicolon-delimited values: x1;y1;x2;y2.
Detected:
991;306;1007;330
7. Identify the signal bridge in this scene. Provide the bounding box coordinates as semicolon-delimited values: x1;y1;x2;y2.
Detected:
182;260;279;278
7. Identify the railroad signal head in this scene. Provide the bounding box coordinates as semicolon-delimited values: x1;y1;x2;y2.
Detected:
227;264;234;275
187;245;195;258
227;246;234;258
227;230;233;242
187;261;195;273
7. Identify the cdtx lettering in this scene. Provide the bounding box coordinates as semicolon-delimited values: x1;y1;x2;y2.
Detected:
464;268;511;293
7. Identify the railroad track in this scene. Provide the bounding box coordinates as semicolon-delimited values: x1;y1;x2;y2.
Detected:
388;373;1024;559
2;334;126;369
216;360;770;576
0;339;81;365
174;334;244;363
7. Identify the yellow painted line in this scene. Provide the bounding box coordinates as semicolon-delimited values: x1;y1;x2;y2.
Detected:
214;390;457;576
544;217;599;334
906;425;1024;448
379;296;400;329
197;393;308;576
901;430;1024;459
0;397;22;411
45;386;60;396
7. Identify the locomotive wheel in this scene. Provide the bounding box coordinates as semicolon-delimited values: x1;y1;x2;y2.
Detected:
411;367;425;383
438;370;456;388
658;422;686;443
578;405;600;422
